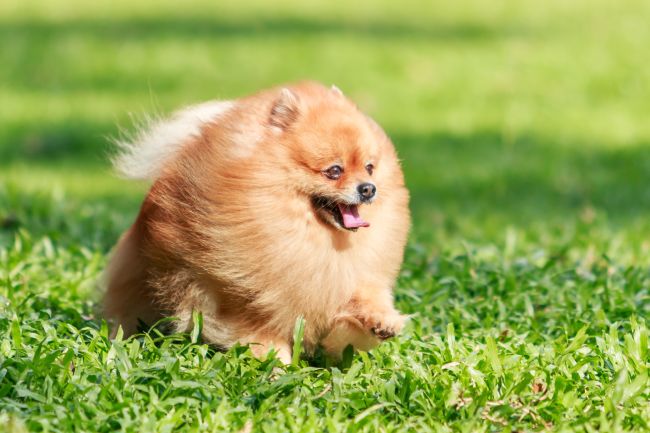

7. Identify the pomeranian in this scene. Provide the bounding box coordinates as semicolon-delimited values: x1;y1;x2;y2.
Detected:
104;82;410;363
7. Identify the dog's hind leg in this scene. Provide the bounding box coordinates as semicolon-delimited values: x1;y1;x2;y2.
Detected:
103;228;162;337
242;333;292;364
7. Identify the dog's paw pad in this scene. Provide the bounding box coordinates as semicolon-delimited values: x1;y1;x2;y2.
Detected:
371;326;396;340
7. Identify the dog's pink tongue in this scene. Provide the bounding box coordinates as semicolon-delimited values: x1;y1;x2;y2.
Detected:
338;204;370;228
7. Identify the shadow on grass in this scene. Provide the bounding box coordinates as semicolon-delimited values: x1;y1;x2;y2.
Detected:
394;131;650;228
3;124;650;246
0;119;117;162
0;16;526;43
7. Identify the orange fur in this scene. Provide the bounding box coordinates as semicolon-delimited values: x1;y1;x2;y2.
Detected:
103;82;410;360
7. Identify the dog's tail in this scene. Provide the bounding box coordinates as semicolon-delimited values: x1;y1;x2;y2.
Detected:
112;100;234;180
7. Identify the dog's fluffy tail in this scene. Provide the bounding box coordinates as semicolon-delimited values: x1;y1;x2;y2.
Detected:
112;100;234;180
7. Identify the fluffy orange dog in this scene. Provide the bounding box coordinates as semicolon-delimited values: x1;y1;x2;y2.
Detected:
104;82;410;363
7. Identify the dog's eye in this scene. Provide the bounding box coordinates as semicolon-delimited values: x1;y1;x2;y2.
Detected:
324;165;343;180
365;163;374;175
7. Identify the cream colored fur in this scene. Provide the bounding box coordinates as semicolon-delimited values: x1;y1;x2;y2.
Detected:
113;101;234;180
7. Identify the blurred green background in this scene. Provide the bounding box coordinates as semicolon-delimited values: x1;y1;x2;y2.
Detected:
1;0;650;252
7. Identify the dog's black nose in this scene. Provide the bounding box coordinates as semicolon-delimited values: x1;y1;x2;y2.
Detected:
357;182;376;201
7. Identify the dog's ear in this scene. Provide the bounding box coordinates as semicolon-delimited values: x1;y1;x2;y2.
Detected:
330;84;344;97
270;88;300;130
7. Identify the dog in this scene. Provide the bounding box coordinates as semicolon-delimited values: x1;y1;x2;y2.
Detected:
104;82;410;363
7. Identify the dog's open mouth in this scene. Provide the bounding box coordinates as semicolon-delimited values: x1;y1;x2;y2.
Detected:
311;196;370;231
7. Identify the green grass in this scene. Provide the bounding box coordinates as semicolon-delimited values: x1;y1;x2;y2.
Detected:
1;0;650;431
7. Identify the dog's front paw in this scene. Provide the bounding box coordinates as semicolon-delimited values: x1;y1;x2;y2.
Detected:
371;325;397;340
358;310;406;341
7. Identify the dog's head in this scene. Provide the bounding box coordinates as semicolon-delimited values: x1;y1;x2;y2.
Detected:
268;83;391;232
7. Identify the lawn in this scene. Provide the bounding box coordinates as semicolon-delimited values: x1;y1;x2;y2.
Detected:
1;0;649;431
